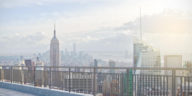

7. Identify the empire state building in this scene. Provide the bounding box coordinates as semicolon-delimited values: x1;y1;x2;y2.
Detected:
50;25;60;67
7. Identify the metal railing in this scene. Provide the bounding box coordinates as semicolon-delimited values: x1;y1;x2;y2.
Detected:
0;65;192;96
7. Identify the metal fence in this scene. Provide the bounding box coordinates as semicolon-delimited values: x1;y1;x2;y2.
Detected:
0;66;192;96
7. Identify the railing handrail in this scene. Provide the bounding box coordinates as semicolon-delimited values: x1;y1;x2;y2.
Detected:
0;65;191;70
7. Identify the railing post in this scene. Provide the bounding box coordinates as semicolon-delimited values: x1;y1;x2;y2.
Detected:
10;66;13;83
133;68;136;96
93;67;96;96
127;68;129;96
34;66;36;86
172;69;176;96
21;66;24;84
42;66;45;87
49;67;52;89
62;68;64;90
69;67;71;92
0;67;2;81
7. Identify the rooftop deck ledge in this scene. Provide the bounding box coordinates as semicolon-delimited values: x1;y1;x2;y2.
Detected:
0;81;92;96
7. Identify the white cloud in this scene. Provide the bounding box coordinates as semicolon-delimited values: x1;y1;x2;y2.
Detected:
0;0;191;56
0;0;121;8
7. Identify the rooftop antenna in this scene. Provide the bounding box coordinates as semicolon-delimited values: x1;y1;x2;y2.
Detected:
54;24;56;38
140;7;142;41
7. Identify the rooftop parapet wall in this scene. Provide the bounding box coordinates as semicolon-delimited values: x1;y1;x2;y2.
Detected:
0;82;90;96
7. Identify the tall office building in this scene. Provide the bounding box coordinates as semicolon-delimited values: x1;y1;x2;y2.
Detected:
50;25;61;87
134;41;161;95
134;41;161;74
50;25;60;68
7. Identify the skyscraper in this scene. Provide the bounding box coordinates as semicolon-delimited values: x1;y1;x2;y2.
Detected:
50;25;60;68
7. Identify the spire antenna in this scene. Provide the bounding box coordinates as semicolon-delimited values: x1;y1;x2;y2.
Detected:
140;7;142;41
54;24;56;38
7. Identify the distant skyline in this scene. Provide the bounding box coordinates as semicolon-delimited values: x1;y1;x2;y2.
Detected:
0;0;191;58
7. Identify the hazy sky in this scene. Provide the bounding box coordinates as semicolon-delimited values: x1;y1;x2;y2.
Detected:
0;0;191;58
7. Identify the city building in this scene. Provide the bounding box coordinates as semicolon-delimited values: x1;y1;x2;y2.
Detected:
61;44;93;67
35;56;44;70
50;25;61;86
50;25;60;68
164;55;182;68
134;41;161;95
164;55;183;76
25;59;35;68
164;55;183;94
109;60;116;73
134;41;161;74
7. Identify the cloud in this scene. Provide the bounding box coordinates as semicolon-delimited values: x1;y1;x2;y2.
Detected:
0;0;120;8
75;10;192;57
0;0;191;58
0;32;47;55
0;0;39;8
